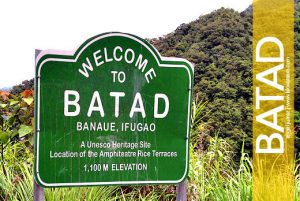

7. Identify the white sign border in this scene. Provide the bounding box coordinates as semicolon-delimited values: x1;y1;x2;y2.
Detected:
35;32;194;187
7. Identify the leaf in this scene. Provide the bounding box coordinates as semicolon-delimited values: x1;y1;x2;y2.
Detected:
20;107;28;111
21;90;33;98
9;99;19;106
11;130;18;138
0;91;10;101
22;98;33;105
28;135;34;145
0;103;7;108
9;94;18;101
1;115;10;121
19;116;26;123
20;102;28;107
8;116;16;126
0;131;9;144
31;118;34;128
18;125;33;137
13;105;20;113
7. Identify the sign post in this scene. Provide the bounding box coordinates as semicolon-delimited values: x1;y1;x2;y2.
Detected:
34;49;44;201
34;32;193;188
34;179;44;201
176;180;187;201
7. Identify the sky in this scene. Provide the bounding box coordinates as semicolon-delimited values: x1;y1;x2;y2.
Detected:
0;0;252;88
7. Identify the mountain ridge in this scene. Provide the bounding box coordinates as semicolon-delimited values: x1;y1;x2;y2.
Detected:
151;7;253;151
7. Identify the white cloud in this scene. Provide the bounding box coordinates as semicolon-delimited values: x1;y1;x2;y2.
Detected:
0;0;251;87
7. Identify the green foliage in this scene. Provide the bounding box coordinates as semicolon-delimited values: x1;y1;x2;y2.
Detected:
0;85;299;200
187;97;252;201
117;186;175;201
0;162;33;201
152;3;300;154
0;141;34;200
190;94;211;150
152;7;253;152
0;89;34;177
18;125;33;138
0;142;174;201
188;137;252;201
45;186;119;201
0;148;119;201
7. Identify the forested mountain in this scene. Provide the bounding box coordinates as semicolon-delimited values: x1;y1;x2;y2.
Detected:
151;3;300;153
151;8;253;152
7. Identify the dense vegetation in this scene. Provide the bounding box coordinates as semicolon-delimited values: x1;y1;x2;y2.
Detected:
1;2;300;200
151;8;253;154
151;3;300;154
0;90;253;200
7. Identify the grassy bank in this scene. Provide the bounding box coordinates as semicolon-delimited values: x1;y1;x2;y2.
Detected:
3;135;300;200
0;100;298;200
0;138;252;201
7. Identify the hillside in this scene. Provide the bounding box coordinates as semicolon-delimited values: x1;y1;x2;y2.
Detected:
151;4;300;153
151;8;253;152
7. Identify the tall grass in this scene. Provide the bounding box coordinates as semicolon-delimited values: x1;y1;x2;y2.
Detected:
1;100;300;200
0;142;120;201
0;162;33;201
0;160;173;201
0;162;121;201
188;97;252;201
188;137;252;201
295;161;300;200
1;136;254;201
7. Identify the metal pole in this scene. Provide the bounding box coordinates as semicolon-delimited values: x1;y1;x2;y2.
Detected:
34;49;44;201
176;179;187;201
34;180;44;201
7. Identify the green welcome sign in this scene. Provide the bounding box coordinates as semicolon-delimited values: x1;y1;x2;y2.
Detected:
34;32;193;187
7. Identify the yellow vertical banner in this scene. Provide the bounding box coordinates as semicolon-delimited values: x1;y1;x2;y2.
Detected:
253;0;294;200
